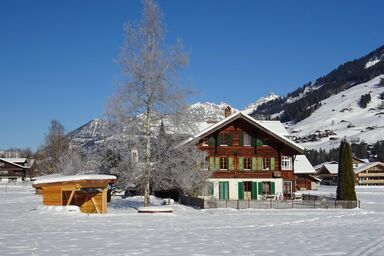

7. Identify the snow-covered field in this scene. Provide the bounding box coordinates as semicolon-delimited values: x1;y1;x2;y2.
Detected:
1;184;384;256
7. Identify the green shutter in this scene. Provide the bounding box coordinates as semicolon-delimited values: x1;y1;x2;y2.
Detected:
208;137;215;146
270;157;275;171
238;182;244;200
257;139;263;146
252;182;258;199
239;133;244;146
215;157;220;170
252;157;257;171
239;157;244;170
229;157;234;171
258;182;263;195
225;182;229;199
251;136;256;147
219;182;229;199
271;182;275;195
209;157;215;170
219;182;224;199
258;157;263;170
228;133;233;146
216;134;221;146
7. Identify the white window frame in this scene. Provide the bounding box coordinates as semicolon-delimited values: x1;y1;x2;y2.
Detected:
281;156;292;170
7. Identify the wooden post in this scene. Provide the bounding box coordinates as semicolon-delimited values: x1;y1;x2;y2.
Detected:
66;190;75;206
91;197;101;214
102;188;108;213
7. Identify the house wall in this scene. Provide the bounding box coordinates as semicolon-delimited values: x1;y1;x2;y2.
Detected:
197;119;297;197
356;164;384;186
0;161;26;182
208;178;283;200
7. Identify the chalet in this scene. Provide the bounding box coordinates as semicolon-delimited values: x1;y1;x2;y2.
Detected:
294;155;320;190
354;162;384;186
182;108;304;200
0;158;34;183
315;161;339;185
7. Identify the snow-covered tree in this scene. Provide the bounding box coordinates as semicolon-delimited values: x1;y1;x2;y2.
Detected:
107;0;190;206
152;121;211;197
57;149;86;176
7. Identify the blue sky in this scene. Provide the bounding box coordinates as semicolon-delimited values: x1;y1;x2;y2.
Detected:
1;0;383;151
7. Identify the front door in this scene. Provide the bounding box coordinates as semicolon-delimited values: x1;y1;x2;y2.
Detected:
243;182;252;200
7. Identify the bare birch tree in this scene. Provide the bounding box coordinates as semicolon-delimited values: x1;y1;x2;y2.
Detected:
107;0;189;206
36;120;69;175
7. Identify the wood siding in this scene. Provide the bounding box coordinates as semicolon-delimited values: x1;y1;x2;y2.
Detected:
197;119;297;192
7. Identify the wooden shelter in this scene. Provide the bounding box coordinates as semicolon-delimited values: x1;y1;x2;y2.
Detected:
32;175;116;214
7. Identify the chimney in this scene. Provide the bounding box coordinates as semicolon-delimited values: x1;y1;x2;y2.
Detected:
224;106;232;118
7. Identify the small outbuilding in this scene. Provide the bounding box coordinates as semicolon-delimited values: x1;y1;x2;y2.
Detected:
32;175;116;214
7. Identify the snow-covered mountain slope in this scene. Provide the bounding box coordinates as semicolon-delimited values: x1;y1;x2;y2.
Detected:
68;102;238;152
243;92;279;114
189;102;238;122
288;75;384;150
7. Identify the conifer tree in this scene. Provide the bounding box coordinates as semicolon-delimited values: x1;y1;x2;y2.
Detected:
336;139;357;201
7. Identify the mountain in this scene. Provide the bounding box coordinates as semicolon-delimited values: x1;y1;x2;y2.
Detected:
243;92;279;115
68;102;239;153
253;44;384;123
288;75;384;150
69;45;384;153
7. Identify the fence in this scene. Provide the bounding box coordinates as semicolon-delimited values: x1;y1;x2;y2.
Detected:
180;195;359;209
0;181;32;192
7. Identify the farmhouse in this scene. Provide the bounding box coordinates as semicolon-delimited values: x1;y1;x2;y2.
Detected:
0;158;34;183
32;175;116;214
183;107;304;200
354;162;384;186
294;155;320;190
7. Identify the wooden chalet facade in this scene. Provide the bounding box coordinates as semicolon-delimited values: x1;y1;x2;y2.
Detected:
354;162;384;186
187;109;304;200
0;158;34;183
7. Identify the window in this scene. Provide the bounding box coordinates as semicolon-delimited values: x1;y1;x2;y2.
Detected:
281;156;292;170
220;133;228;146
220;157;228;170
243;133;251;146
262;182;271;195
243;157;251;170
263;158;270;170
283;181;292;195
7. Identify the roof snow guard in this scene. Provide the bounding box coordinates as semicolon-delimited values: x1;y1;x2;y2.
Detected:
177;112;304;153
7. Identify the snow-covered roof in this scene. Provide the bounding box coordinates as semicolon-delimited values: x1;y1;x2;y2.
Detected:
258;121;290;137
354;162;384;174
177;112;304;153
315;162;339;174
0;158;29;169
33;174;117;185
0;158;27;163
294;155;316;174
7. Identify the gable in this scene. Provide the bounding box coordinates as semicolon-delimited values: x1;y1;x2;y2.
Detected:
0;158;26;170
189;112;303;154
